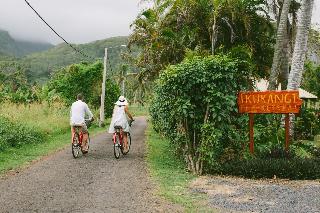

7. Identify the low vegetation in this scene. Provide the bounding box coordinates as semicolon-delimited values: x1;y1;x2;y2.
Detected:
146;123;210;211
0;102;105;174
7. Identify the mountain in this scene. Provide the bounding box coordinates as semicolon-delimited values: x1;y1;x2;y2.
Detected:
21;36;129;82
0;29;53;57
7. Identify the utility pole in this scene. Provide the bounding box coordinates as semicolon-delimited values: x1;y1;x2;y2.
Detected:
121;68;126;96
99;48;107;127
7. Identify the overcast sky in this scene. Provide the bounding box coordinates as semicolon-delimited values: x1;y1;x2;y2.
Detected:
0;0;145;44
0;0;319;45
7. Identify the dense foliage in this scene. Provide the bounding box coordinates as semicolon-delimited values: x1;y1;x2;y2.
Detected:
302;61;320;98
129;0;274;80
294;107;320;140
211;158;320;180
0;70;40;103
0;116;45;151
150;54;251;174
46;62;120;117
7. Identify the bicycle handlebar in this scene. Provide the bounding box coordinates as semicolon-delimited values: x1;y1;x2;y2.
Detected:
129;119;134;127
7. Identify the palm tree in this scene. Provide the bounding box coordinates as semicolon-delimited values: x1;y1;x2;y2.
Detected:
287;0;314;136
268;0;292;90
287;0;314;90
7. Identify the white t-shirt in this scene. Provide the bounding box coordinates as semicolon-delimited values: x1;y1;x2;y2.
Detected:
70;100;93;125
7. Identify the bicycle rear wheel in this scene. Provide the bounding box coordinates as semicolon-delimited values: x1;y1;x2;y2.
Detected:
122;132;131;155
113;135;121;159
72;133;81;158
87;133;90;151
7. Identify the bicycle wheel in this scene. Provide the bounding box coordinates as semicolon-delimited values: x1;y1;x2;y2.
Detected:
122;132;131;155
87;133;90;151
113;134;121;159
72;133;81;158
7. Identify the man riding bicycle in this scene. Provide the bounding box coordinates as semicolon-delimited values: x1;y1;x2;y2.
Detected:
70;93;94;154
108;96;134;152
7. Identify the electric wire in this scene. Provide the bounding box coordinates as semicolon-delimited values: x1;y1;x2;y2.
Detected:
24;0;95;60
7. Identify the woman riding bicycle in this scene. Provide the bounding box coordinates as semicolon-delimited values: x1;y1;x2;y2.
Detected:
108;96;134;152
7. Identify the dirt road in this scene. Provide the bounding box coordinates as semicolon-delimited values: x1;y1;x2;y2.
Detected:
0;117;180;213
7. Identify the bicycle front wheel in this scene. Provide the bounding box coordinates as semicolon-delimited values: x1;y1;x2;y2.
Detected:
72;133;81;158
113;135;121;159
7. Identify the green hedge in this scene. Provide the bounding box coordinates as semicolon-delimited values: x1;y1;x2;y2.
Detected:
211;158;320;180
0;116;45;151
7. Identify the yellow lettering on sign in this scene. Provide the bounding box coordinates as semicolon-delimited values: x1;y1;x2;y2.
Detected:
292;94;297;103
260;94;266;104
267;95;274;103
284;94;291;103
245;95;252;103
275;94;283;103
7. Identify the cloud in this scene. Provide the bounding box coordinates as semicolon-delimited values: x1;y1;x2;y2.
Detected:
1;0;319;45
0;0;143;44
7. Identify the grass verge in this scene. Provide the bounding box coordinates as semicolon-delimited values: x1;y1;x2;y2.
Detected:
145;122;213;212
0;125;105;175
130;104;149;117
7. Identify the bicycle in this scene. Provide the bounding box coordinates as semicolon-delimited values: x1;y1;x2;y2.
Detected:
71;119;92;158
113;120;133;159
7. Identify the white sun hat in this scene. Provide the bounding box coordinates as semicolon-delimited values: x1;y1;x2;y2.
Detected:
115;95;128;106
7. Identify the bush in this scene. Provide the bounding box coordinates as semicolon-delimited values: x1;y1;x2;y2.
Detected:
0;70;40;104
46;62;120;117
150;54;252;174
294;107;320;140
211;158;320;180
0;116;45;151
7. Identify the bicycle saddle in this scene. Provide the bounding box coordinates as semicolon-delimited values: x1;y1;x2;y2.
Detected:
114;125;122;129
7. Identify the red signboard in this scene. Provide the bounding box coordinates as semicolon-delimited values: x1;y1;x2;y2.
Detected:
237;90;303;154
238;91;303;114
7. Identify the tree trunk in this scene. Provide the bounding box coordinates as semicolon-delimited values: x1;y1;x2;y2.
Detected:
287;0;314;136
279;23;290;90
287;0;314;90
211;16;218;55
268;0;292;90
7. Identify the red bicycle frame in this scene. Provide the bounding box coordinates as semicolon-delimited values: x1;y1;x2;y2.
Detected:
72;127;84;145
113;130;123;146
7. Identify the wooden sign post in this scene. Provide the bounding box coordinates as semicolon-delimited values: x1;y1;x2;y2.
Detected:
237;91;303;154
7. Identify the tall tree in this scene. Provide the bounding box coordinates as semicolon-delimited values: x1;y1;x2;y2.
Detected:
130;0;274;80
287;0;314;90
268;0;292;90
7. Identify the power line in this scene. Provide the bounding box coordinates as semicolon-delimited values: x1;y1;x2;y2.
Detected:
24;0;94;60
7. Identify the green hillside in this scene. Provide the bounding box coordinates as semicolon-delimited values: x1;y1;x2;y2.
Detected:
0;29;53;57
21;36;129;82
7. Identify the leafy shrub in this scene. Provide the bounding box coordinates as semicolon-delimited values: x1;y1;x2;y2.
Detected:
294;107;320;140
46;62;120;117
150;54;252;174
0;116;45;151
0;70;40;104
211;158;320;180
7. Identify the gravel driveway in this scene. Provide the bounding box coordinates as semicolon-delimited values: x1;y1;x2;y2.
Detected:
191;176;320;213
0;117;180;213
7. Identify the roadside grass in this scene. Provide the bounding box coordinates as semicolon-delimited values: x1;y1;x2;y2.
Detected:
146;123;213;212
130;104;149;117
0;102;70;134
0;124;105;175
0;102;107;175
